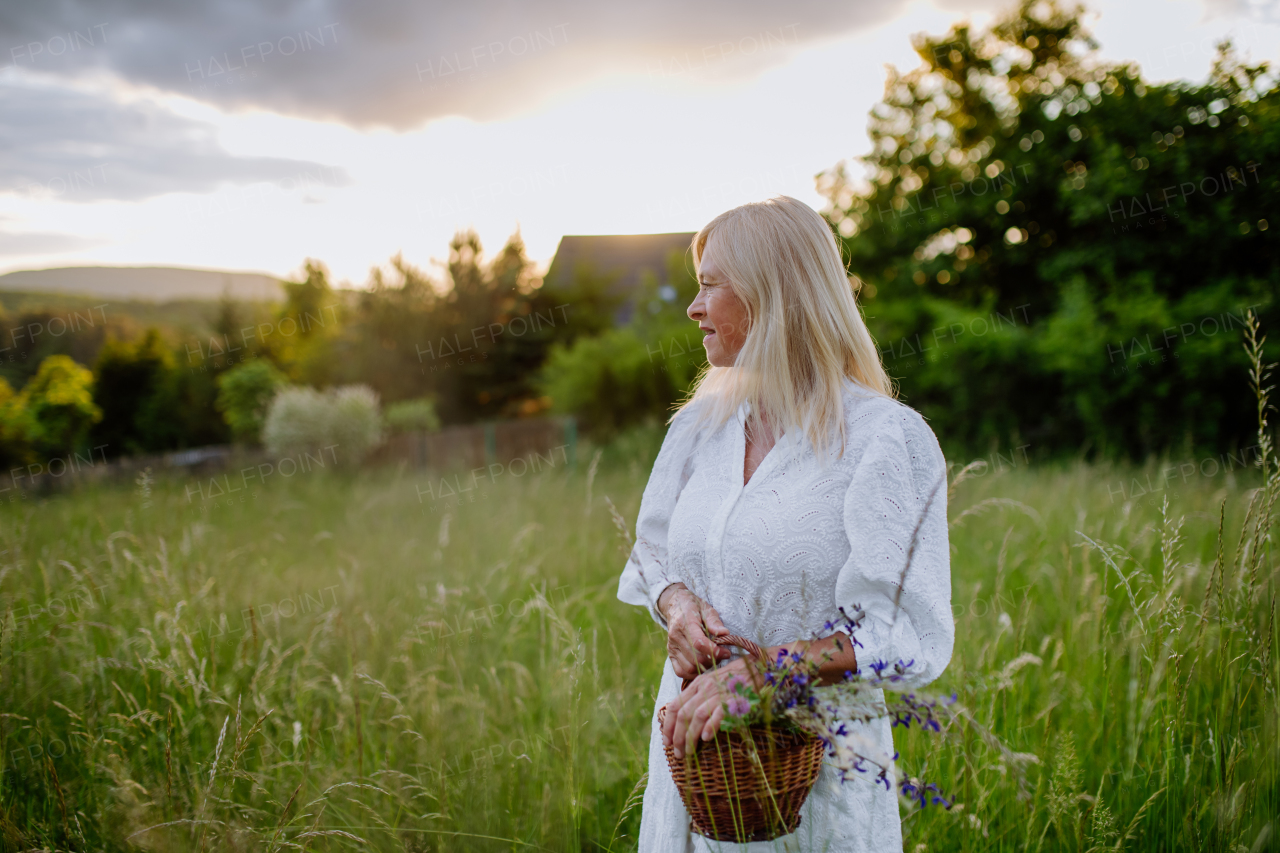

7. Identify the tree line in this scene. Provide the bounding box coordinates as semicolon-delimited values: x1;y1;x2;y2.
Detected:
1;0;1275;472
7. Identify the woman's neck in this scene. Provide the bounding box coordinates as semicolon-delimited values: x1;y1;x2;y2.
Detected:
743;410;780;485
747;406;780;441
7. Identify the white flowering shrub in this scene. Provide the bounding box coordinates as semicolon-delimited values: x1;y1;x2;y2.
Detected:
327;385;383;462
262;387;328;454
262;384;384;465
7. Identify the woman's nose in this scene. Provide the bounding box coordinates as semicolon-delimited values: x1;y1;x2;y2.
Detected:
687;295;703;321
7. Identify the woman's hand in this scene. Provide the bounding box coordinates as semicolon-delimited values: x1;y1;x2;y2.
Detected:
661;657;757;759
659;631;860;759
658;583;731;680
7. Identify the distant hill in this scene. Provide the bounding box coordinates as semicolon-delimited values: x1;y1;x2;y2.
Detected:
0;266;284;302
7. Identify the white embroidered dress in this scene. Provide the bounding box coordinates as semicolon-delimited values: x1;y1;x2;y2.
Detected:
617;380;954;853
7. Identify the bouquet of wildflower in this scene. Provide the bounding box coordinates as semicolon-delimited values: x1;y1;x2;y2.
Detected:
716;604;956;809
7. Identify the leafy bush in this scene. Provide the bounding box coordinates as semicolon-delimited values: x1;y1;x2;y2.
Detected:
539;262;704;437
262;384;383;464
384;397;441;433
540;326;699;437
0;355;101;465
216;359;287;444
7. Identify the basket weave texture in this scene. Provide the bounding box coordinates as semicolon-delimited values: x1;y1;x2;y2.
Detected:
658;634;825;842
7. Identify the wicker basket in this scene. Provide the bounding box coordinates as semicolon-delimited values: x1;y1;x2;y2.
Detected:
658;634;825;842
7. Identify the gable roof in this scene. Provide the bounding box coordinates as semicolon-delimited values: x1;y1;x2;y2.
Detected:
544;233;695;319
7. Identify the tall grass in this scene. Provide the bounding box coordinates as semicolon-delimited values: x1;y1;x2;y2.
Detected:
1;338;1275;851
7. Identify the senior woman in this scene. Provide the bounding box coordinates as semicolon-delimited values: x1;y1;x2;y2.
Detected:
617;196;953;852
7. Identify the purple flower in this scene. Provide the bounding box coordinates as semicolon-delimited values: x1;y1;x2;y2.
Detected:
726;696;751;717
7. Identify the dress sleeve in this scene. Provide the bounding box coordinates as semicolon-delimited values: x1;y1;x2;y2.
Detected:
617;404;702;630
834;407;953;688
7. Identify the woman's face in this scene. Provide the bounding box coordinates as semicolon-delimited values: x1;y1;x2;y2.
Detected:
687;237;750;367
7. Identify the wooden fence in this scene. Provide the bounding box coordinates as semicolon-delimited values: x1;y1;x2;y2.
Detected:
368;417;577;472
11;417;578;497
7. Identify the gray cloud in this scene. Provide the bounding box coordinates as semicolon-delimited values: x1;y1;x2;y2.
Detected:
1203;0;1280;22
0;0;913;130
0;82;351;202
0;227;103;256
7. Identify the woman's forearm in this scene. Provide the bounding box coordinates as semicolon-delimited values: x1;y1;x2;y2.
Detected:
765;632;858;686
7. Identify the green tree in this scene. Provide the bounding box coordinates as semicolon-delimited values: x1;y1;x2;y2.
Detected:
539;250;705;436
279;259;337;343
820;0;1278;457
438;229;599;422
328;252;440;406
216;359;288;444
91;329;182;456
11;355;101;460
326;229;617;425
0;376;24;468
173;362;232;448
0;308;112;390
270;260;342;382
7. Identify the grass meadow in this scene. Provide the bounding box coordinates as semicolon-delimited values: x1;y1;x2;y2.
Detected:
1;420;1276;851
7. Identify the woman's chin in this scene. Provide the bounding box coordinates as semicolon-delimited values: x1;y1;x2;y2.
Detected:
701;338;746;368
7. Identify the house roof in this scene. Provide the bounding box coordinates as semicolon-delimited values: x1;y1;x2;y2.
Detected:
544;232;695;295
544;232;696;324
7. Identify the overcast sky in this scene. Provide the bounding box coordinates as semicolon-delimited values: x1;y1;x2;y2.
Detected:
1;0;1276;285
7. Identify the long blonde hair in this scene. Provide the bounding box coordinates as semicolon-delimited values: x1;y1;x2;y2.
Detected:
679;195;893;459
